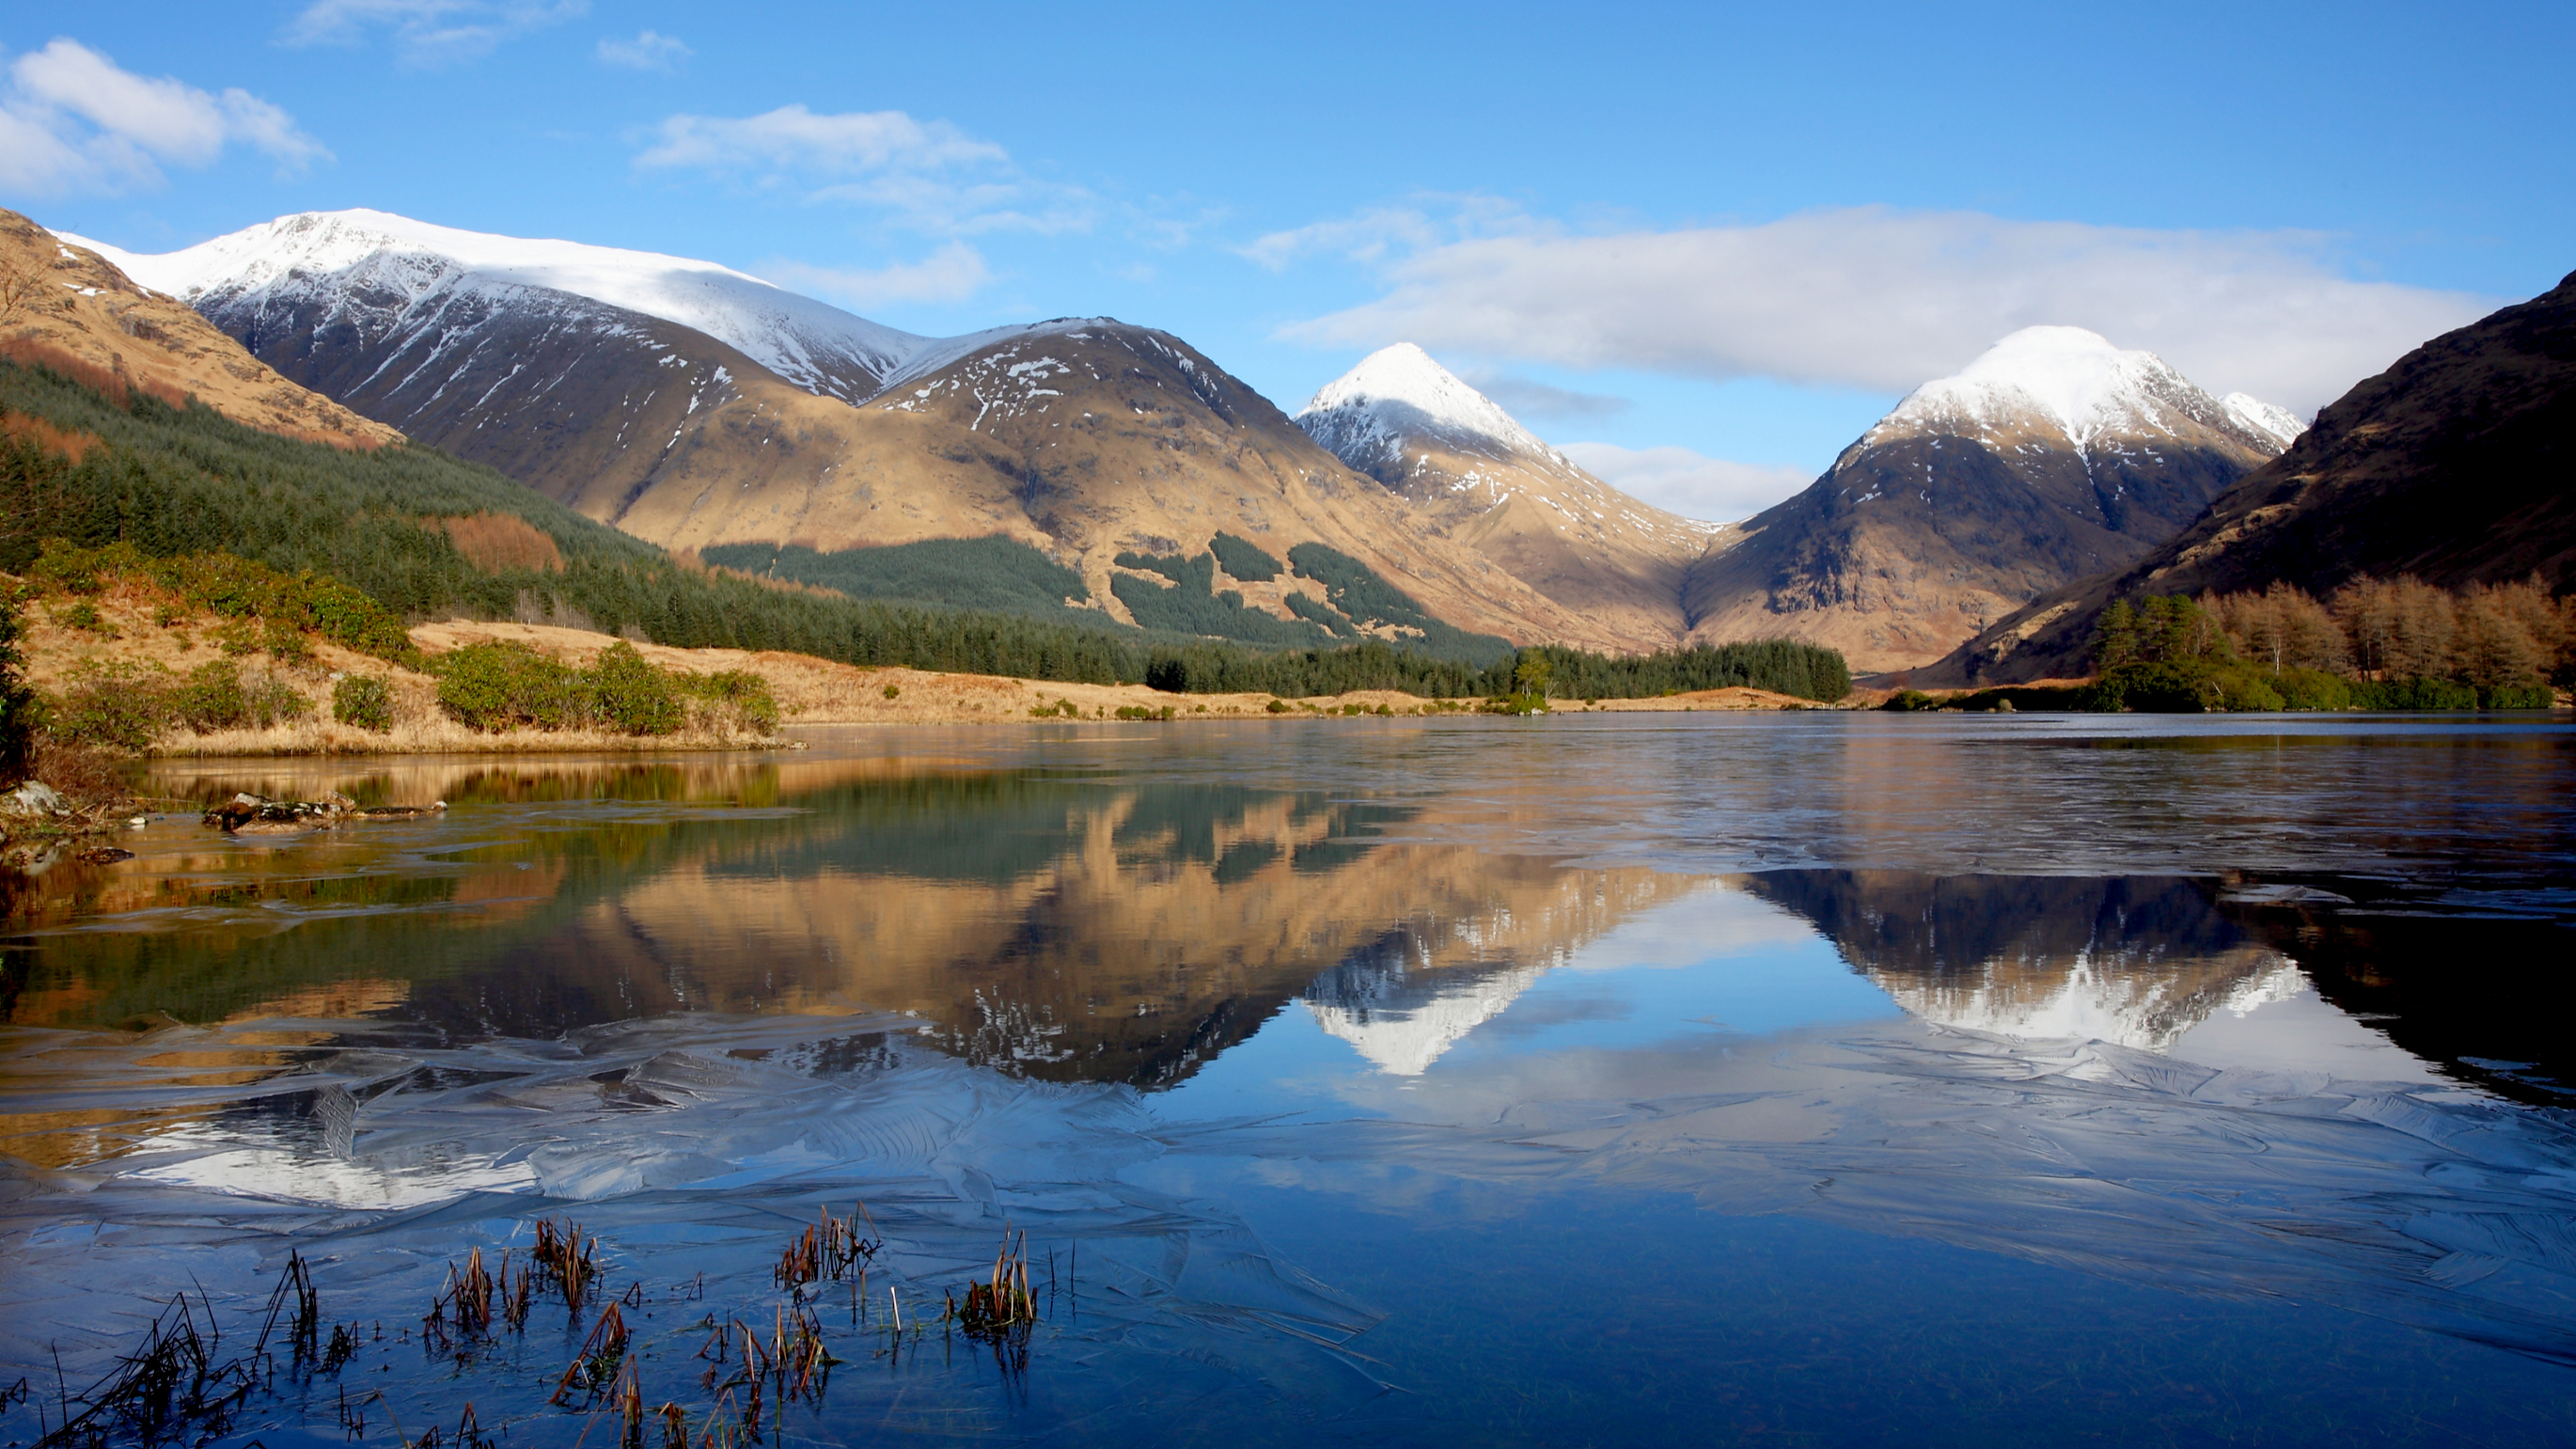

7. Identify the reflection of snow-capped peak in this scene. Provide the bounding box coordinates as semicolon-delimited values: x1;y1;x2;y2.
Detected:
1868;951;2303;1053
1303;933;1548;1076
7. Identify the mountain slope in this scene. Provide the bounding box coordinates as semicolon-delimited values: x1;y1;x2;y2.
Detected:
1681;327;2297;673
1922;272;2576;685
71;209;928;404
1;209;396;449
1296;344;1729;649
77;212;1610;649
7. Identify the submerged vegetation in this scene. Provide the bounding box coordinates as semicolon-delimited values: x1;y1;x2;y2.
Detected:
2;357;1853;704
8;1204;1060;1449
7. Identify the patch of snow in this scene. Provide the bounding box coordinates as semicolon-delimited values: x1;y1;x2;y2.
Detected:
58;210;934;405
1869;325;2292;461
2222;391;2308;448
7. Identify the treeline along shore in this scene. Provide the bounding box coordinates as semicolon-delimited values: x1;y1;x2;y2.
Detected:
1889;579;2574;713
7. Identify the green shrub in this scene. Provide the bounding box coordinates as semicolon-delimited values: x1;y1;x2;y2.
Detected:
433;641;584;732
49;661;174;749
2478;683;2556;710
54;600;107;633
584;642;683;735
2086;661;2213;712
0;591;37;782
882;683;901;699
2348;677;2481;710
674;669;780;733
171;659;249;731
2205;668;2285;712
2271;669;2352;711
334;674;393;732
1881;689;1940;712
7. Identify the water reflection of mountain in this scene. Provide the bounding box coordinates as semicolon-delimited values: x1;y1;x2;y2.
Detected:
8;758;1700;1090
1305;937;1549;1077
1736;872;2301;1051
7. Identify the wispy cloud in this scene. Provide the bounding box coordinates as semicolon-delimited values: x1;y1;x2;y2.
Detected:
1467;372;1630;422
283;0;588;67
1238;195;1523;271
1556;442;1813;525
758;243;994;308
595;29;689;71
1278;204;2495;416
633;104;1091;236
0;39;327;196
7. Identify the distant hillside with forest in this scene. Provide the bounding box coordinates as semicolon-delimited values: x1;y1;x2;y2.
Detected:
0;358;1851;702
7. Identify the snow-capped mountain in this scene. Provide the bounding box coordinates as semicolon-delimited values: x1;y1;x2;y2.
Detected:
67;210;932;404
1859;326;2299;465
1296;343;1728;649
54;210;1610;651
1681;326;2299;673
1297;342;1556;473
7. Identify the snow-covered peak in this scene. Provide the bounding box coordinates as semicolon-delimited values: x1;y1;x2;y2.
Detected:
1868;325;2285;459
2222;391;2307;448
59;210;933;403
1296;343;1548;463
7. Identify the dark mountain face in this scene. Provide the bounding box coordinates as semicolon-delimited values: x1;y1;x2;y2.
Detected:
205;277;758;518
1680;400;2272;673
1926;270;2576;685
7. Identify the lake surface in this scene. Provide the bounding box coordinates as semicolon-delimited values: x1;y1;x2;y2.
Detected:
3;713;2573;1446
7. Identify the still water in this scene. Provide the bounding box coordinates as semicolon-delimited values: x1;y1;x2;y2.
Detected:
2;714;2572;1446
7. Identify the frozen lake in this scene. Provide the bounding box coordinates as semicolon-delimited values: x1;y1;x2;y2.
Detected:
4;713;2573;1445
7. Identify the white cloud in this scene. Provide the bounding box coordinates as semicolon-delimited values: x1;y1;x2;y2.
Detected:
1282;205;2496;416
284;0;588;67
1239;194;1524;271
595;30;689;71
633;104;1090;236
0;39;328;196
1558;441;1813;525
757;243;993;308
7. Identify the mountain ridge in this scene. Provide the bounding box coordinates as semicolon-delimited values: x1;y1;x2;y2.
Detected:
72;213;1620;650
1296;343;1729;649
1680;326;2297;672
1913;271;2576;685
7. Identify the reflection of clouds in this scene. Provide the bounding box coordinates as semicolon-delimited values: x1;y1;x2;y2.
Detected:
1556;881;1806;970
1186;1013;2576;1364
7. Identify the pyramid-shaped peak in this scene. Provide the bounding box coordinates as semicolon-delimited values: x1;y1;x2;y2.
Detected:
1940;326;2182;432
1298;343;1543;456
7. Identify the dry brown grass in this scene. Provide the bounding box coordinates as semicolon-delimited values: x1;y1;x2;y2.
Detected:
436;512;564;573
1;408;102;463
0;337;192;411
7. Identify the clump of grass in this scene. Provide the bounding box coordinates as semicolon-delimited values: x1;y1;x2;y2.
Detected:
771;1202;880;1292
532;1218;600;1311
952;1231;1036;1338
549;1302;629;1405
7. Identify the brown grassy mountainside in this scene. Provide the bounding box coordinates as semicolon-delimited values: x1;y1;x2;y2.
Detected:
1296;345;1733;649
1918;272;2576;685
0;210;397;449
164;256;1623;649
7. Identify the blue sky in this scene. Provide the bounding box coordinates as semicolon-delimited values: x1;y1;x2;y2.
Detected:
5;2;2568;520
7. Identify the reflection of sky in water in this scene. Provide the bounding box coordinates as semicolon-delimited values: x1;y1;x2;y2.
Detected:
5;718;2574;1445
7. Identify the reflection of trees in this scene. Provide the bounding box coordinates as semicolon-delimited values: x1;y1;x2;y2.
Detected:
13;760;1701;1091
1736;872;2300;1051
